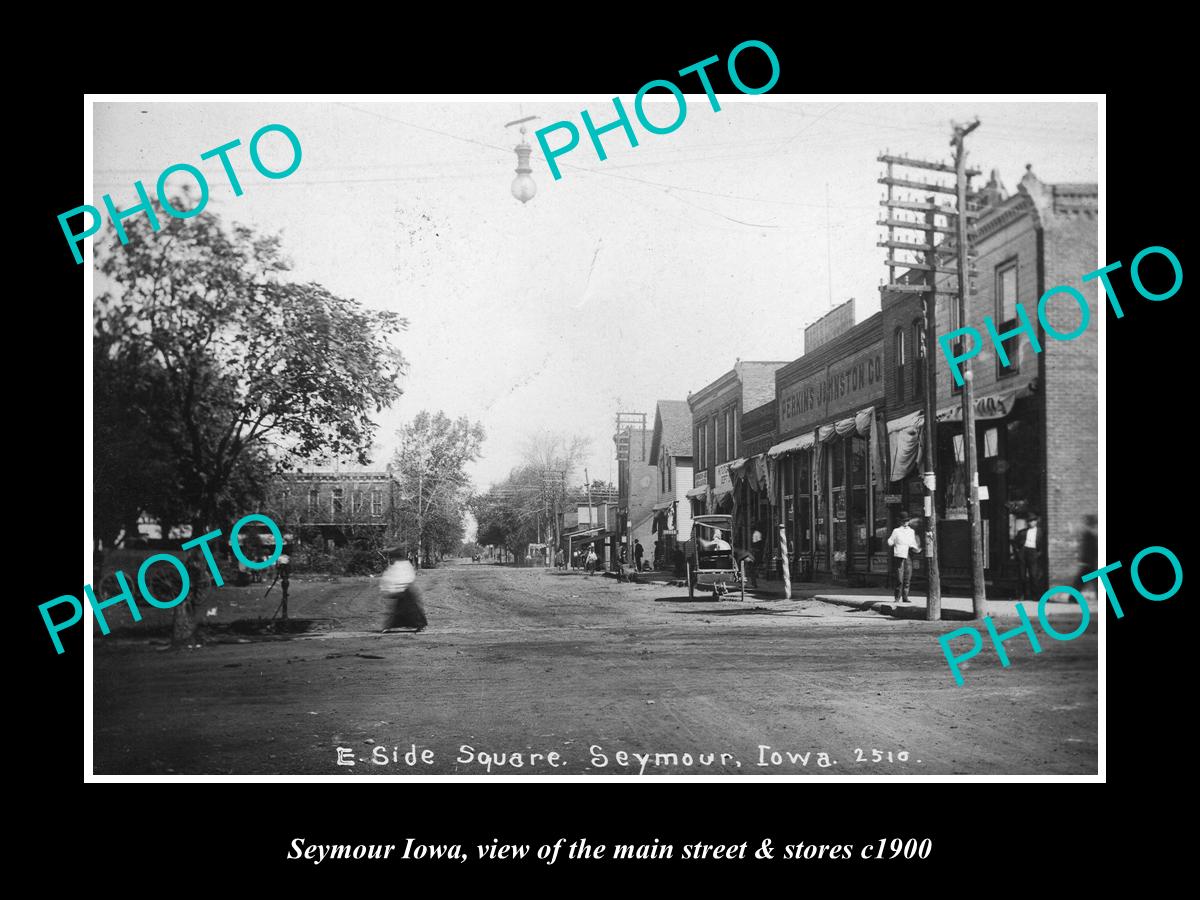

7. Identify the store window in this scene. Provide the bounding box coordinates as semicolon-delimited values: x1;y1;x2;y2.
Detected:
850;436;868;565
983;427;999;458
831;439;847;557
796;450;812;555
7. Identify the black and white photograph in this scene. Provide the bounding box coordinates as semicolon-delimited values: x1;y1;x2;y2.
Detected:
80;92;1103;779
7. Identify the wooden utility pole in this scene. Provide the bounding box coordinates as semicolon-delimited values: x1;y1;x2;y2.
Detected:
952;119;987;619
878;154;965;617
921;198;943;619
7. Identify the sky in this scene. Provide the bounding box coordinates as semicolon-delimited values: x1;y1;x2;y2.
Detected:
92;98;1098;495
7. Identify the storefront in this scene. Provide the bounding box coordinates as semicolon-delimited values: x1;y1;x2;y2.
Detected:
935;384;1039;592
768;408;890;583
884;383;1039;592
770;319;889;585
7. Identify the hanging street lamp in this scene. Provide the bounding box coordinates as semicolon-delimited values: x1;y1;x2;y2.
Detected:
505;115;539;204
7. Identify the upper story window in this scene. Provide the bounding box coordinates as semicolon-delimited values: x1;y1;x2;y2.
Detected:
894;327;907;403
996;260;1020;378
913;319;926;399
308;488;319;512
331;487;344;516
726;407;735;460
371;490;383;516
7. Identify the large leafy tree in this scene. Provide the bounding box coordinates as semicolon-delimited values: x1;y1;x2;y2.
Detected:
471;431;595;561
392;411;486;566
94;199;407;540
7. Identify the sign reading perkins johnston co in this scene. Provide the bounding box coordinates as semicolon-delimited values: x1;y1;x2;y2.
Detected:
777;341;884;435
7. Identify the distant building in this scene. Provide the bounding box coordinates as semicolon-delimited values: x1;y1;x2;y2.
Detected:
648;400;695;569
265;468;397;547
686;360;788;520
614;425;657;566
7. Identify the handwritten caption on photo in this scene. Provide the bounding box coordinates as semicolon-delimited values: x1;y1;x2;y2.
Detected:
939;543;1181;685
335;743;916;774
286;836;933;865
41;513;283;654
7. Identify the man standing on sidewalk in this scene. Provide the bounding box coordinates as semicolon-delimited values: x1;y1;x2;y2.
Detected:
1012;513;1044;601
887;516;922;604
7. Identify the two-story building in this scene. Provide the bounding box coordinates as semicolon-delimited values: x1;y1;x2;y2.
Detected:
648;400;694;569
882;166;1097;593
265;468;397;547
686;361;787;522
768;310;889;584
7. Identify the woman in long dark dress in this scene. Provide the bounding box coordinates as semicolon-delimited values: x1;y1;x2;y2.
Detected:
380;557;428;632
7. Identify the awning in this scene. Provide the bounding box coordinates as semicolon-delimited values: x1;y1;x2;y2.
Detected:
936;383;1034;422
685;485;707;499
727;457;750;475
767;432;815;458
652;499;674;511
712;485;733;499
886;409;925;481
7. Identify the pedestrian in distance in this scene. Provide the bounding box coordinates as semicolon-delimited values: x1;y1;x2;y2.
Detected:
585;544;598;576
1011;513;1044;601
633;539;644;572
747;522;765;589
380;547;428;633
887;515;922;604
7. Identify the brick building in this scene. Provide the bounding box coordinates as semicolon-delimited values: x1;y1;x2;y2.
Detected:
686;360;787;519
881;166;1097;593
768;312;889;584
265;468;397;546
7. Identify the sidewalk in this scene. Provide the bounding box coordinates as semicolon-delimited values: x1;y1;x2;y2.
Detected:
630;569;1095;620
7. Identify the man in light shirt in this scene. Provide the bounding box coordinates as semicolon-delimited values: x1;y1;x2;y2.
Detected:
887;516;922;604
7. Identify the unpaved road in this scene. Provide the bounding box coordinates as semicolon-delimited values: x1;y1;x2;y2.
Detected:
93;562;1097;775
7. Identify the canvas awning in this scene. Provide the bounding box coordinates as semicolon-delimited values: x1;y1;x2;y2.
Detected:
685;485;707;499
652;499;674;511
767;432;815;458
886;409;924;482
936;383;1035;421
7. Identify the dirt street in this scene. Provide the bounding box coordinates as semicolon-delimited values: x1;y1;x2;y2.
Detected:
92;561;1097;775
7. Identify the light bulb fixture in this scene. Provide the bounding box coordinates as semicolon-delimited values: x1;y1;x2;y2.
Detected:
505;114;540;205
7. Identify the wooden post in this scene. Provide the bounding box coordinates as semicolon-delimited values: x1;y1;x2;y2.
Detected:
922;199;943;620
953;120;987;619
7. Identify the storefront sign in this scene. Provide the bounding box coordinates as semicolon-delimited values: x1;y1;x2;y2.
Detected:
777;341;884;434
715;462;732;490
937;388;1025;422
694;470;708;487
883;493;903;504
